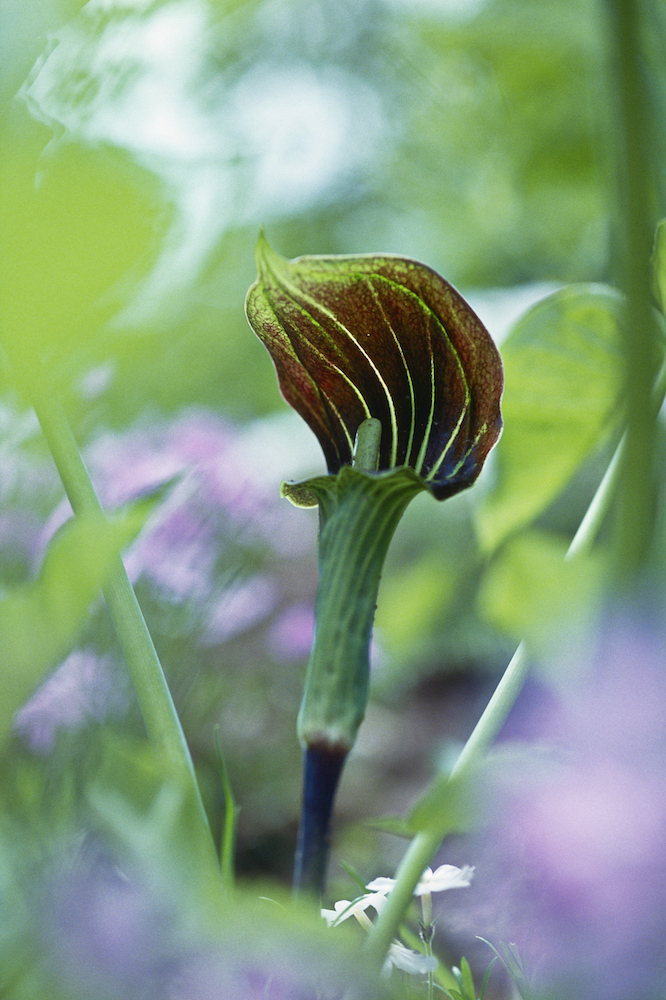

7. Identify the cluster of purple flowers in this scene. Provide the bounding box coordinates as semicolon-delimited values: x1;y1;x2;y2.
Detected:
444;606;666;1000
8;405;320;753
34;838;383;1000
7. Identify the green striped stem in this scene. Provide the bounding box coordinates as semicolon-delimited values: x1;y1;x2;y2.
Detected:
291;463;425;894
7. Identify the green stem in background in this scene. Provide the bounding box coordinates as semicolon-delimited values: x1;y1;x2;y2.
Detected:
363;369;655;963
365;2;666;964
605;0;661;579
567;355;666;563
214;725;240;888
7;349;219;874
363;641;530;968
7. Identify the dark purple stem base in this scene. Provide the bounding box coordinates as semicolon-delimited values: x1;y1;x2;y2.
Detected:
293;744;348;897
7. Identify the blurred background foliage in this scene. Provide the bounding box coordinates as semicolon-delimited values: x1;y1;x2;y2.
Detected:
1;0;665;922
2;0;616;423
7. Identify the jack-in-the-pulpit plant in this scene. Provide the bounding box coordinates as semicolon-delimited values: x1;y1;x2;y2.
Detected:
246;233;503;894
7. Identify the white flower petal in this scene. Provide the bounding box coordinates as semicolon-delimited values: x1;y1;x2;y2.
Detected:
367;863;474;898
365;876;395;893
415;864;475;894
383;941;438;976
322;891;388;926
321;905;342;927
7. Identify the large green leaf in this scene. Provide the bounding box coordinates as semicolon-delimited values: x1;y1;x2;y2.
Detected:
476;284;624;551
0;512;143;740
477;528;605;657
0;119;163;372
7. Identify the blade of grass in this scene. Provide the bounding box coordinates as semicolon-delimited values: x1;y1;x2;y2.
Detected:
214;725;240;887
4;346;220;878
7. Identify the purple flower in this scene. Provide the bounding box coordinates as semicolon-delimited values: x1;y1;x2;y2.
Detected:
14;649;128;753
124;502;218;601
203;575;277;644
39;410;284;603
12;408;320;752
458;608;666;1000
36;843;385;1000
266;603;315;661
47;852;171;995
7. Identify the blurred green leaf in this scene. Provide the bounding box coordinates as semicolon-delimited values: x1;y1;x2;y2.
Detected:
443;956;478;1000
405;760;481;838
0;511;143;740
477;528;604;656
480;957;499;1000
375;552;460;652
459;957;476;1000
0;118;164;372
651;217;666;313
476;284;625;551
477;939;533;1000
88;729;225;912
381;0;609;287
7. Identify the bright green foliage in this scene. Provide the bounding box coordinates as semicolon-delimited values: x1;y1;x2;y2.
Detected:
0;512;143;741
651;217;666;312
0;118;163;373
443;956;485;1000
477;529;605;658
374;545;462;672
476;285;625;551
385;0;608;287
405;759;478;839
2;0;617;426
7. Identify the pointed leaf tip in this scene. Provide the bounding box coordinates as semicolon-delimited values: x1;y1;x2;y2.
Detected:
246;235;503;500
254;226;273;268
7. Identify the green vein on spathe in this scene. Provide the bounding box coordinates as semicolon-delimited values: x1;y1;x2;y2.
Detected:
366;276;416;467
413;316;436;476
425;333;470;482
326;393;356;456
258;303;365;459
427;416;486;485
255;242;373;438
273;271;400;469
284;297;373;418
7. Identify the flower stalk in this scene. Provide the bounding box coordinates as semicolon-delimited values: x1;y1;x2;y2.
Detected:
292;460;424;892
246;234;503;897
605;0;662;578
294;465;424;753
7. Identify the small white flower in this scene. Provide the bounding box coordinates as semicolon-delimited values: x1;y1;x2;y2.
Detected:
367;863;474;897
382;940;438;978
321;891;388;929
416;864;475;894
363;876;395;895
